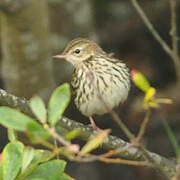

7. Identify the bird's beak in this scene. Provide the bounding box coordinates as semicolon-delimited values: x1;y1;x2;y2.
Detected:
52;54;67;59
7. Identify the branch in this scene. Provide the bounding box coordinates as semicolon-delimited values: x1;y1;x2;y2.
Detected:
131;0;180;86
0;88;178;178
131;0;173;58
169;0;180;84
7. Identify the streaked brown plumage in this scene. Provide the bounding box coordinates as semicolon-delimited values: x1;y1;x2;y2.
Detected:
54;38;130;128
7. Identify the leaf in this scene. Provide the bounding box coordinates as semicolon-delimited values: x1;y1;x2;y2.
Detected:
25;160;66;180
80;129;111;156
65;129;82;140
146;101;160;109
7;128;18;142
2;142;24;180
48;83;70;126
0;164;3;180
27;121;50;144
155;98;173;104
31;150;51;165
22;149;51;177
30;96;47;124
26;178;44;180
22;147;35;172
0;107;35;131
131;70;151;92
144;87;156;102
60;173;74;180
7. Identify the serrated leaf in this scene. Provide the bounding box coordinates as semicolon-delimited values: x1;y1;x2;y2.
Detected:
22;147;35;172
80;129;110;156
0;107;35;131
26;160;66;180
131;70;151;92
30;96;47;124
48;83;70;126
27;121;50;144
2;142;24;180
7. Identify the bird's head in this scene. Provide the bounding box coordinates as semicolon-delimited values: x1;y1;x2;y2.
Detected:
53;38;106;66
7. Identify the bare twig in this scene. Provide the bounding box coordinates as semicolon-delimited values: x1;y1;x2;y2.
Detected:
131;0;180;85
131;0;173;57
136;109;151;144
45;126;71;146
98;157;152;166
169;0;180;84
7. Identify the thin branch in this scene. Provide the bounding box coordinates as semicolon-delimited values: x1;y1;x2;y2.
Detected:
82;64;172;176
131;0;173;58
82;65;135;140
169;0;180;84
131;0;180;85
98;157;152;166
45;126;71;146
0;88;177;178
136;109;151;143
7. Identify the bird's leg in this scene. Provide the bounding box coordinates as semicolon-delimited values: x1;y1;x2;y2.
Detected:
89;116;102;131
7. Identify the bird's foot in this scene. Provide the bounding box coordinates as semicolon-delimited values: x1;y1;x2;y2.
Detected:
89;116;102;131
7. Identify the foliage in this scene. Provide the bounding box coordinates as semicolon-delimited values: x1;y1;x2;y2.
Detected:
0;73;177;179
1;141;69;180
131;70;173;109
0;83;73;180
0;83;110;180
131;70;180;160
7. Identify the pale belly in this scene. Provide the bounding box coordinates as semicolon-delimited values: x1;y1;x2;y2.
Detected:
73;71;129;117
77;84;128;117
72;60;130;117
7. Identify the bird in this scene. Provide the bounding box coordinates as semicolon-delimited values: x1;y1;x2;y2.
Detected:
53;38;130;130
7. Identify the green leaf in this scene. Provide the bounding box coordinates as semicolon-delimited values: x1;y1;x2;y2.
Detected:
22;147;35;172
26;160;66;180
31;150;51;165
7;128;18;142
131;70;151;92
80;129;110;155
0;107;35;131
48;83;70;126
20;150;51;178
65;129;82;140
60;173;74;180
2;142;24;180
0;164;3;180
30;96;47;124
27;121;50;144
26;178;44;180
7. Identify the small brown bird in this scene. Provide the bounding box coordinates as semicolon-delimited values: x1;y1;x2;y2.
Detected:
53;38;130;129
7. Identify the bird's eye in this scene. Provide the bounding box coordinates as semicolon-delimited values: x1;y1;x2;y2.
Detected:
74;49;81;54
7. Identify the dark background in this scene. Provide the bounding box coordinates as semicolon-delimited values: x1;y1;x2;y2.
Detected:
0;0;180;179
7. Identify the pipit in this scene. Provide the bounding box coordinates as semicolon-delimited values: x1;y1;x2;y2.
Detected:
53;38;130;129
